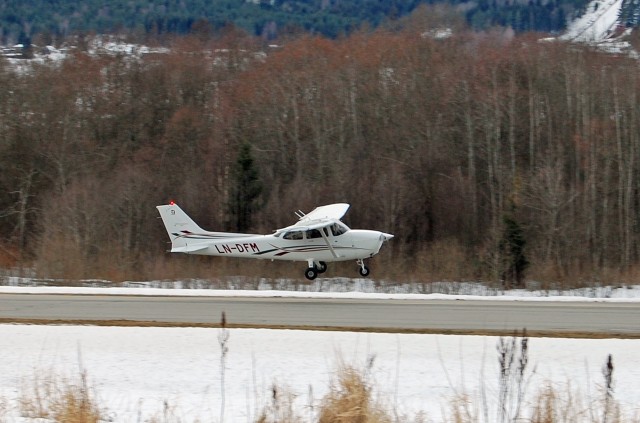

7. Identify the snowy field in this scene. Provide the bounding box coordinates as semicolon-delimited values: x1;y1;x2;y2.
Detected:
1;283;640;422
1;325;639;422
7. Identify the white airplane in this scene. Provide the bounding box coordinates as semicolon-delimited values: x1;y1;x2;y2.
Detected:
156;202;393;280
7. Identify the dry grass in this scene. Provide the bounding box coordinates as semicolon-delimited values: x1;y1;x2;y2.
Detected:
255;363;394;423
18;370;104;423
446;393;479;423
528;381;631;423
316;365;392;423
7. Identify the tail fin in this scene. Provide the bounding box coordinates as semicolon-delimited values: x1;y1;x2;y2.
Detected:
156;202;206;243
157;203;217;253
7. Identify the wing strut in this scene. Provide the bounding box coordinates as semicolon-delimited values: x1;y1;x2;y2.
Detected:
320;228;339;258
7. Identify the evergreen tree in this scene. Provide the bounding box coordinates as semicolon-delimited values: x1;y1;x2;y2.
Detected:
228;143;263;233
500;211;529;288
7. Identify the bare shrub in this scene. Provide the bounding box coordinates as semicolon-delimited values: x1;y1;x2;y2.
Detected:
19;370;104;423
317;364;392;423
529;381;598;423
446;393;478;423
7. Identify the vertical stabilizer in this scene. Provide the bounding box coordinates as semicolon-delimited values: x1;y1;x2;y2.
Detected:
156;203;206;243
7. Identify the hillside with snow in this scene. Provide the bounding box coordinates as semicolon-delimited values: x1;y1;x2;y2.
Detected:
559;0;640;56
562;0;623;41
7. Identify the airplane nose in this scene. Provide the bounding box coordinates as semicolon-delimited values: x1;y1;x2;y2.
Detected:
379;232;394;242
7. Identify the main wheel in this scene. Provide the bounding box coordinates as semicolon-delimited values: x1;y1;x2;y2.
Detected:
358;265;370;277
305;267;318;280
316;261;328;273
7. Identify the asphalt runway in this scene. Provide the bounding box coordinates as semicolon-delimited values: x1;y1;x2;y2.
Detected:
0;293;639;337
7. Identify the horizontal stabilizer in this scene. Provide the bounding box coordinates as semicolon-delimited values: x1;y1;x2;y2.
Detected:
171;244;209;254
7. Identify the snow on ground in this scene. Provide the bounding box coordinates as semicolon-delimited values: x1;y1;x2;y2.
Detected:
3;273;640;299
0;282;640;421
0;325;639;422
1;285;640;302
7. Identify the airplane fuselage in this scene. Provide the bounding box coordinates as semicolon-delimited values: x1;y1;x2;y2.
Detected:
170;230;386;263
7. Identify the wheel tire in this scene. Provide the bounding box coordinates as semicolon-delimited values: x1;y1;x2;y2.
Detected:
359;266;370;277
305;268;318;280
317;261;327;273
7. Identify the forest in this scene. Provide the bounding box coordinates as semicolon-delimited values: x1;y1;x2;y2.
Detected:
0;0;590;45
1;10;640;287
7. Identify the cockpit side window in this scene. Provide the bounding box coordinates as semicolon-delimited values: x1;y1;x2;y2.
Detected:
330;223;347;236
283;230;303;240
306;229;322;239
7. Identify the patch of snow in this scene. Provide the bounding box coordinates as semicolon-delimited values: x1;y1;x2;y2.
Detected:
2;284;640;302
3;275;640;301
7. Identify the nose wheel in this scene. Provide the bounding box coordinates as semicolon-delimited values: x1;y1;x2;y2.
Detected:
316;261;327;273
357;259;370;277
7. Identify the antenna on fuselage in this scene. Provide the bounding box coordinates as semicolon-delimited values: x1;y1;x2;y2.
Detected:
295;210;305;219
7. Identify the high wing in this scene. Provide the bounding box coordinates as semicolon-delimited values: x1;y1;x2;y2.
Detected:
298;203;350;224
275;203;350;232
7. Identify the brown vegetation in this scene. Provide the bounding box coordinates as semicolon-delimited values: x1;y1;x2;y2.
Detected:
1;22;640;286
317;366;392;423
19;371;103;422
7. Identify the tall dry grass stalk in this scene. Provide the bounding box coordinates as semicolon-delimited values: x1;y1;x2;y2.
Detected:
19;370;104;423
0;396;7;422
496;329;531;423
219;311;230;423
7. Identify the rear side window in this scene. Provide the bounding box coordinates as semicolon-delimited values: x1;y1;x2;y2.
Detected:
283;231;303;240
306;229;322;239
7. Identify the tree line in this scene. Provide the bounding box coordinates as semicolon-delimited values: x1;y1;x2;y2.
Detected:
0;0;590;46
1;23;639;285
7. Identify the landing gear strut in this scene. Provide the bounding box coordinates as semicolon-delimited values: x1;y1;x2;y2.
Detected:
304;260;327;280
357;259;370;277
